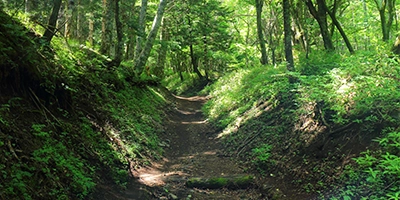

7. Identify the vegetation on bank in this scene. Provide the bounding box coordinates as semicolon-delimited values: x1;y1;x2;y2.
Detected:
201;50;400;199
2;0;400;198
0;11;167;199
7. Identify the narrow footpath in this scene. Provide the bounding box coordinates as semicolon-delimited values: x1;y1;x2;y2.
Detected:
124;95;263;199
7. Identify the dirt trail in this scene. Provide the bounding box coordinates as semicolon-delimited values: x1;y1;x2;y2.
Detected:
123;95;263;200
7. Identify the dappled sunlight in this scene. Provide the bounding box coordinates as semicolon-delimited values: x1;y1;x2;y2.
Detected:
132;149;219;187
207;69;250;119
218;100;274;138
328;68;357;113
294;101;327;146
133;160;189;187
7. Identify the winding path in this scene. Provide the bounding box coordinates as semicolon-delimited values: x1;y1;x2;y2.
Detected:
124;95;262;199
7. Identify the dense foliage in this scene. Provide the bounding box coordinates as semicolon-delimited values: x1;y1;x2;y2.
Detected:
202;50;400;198
1;0;400;198
0;11;167;199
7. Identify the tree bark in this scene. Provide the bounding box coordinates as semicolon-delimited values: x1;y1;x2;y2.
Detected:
255;0;268;65
100;0;113;55
305;0;335;51
88;0;94;46
187;16;204;79
134;0;168;76
322;0;354;54
155;17;169;78
190;43;203;79
374;0;396;41
135;0;148;60
43;0;62;43
283;0;294;73
114;0;123;67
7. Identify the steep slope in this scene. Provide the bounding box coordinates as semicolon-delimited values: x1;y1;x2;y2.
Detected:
0;10;167;199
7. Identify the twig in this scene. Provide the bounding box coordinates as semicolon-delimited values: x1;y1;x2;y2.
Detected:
7;140;19;161
28;87;61;126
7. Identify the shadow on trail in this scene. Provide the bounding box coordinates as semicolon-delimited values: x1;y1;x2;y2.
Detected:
120;95;261;200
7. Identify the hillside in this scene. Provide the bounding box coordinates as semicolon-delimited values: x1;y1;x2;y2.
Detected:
1;1;400;199
0;10;168;199
201;53;400;199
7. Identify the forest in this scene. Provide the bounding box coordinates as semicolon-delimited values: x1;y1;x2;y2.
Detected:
0;0;399;199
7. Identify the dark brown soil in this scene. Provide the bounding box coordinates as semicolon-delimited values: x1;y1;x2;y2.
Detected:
114;95;265;199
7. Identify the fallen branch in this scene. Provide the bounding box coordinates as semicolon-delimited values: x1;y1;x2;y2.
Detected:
186;175;254;189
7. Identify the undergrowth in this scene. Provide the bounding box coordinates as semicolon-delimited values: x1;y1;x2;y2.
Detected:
202;50;400;198
0;11;167;199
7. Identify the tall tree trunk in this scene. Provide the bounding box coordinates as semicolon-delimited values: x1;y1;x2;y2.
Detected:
386;0;395;40
322;0;354;54
64;0;74;38
189;44;203;79
305;0;334;51
133;0;169;76
43;0;62;43
255;0;268;65
100;0;113;55
155;17;169;78
283;0;294;73
187;16;204;79
88;0;94;46
375;0;396;41
125;1;138;60
114;0;123;66
135;0;148;60
76;0;82;42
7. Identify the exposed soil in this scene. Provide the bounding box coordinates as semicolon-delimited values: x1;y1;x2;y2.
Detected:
117;95;265;199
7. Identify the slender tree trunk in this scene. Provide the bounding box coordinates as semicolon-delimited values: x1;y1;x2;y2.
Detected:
76;0;82;42
187;16;204;79
322;0;354;54
43;0;62;43
88;0;94;46
100;0;113;55
255;0;268;65
305;0;334;51
375;0;396;41
124;0;138;60
134;0;169;76
155;17;169;78
190;44;203;79
135;0;148;60
379;7;388;41
114;0;123;66
283;0;294;73
64;0;76;39
386;0;395;40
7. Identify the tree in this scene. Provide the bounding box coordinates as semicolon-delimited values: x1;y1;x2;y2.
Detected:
283;0;294;73
155;17;169;78
100;0;113;55
114;0;124;66
135;0;148;60
134;0;169;76
373;0;396;41
43;0;62;43
255;0;268;65
321;0;354;53
305;0;335;51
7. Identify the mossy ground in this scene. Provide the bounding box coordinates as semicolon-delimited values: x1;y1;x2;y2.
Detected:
0;10;170;199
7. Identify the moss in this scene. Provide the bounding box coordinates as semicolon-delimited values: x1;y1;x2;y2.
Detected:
186;175;254;189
